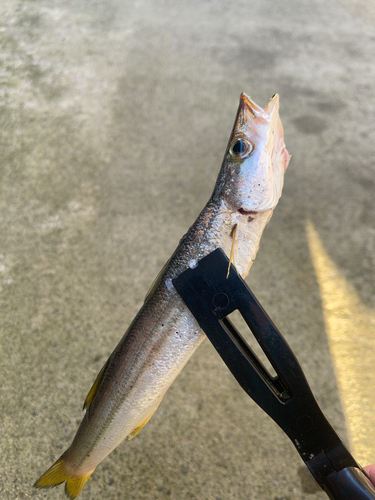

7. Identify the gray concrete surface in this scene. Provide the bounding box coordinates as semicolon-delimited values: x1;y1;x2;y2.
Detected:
1;0;375;499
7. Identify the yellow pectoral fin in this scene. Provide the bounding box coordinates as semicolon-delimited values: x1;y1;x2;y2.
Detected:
227;223;238;278
34;457;93;499
83;357;110;410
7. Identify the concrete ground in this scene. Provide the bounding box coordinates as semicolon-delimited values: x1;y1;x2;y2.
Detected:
1;0;375;499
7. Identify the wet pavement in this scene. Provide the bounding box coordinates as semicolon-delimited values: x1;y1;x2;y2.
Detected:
1;0;375;499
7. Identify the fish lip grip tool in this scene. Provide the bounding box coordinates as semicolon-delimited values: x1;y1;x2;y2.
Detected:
172;248;375;500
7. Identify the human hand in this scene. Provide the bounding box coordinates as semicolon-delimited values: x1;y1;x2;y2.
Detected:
364;464;375;484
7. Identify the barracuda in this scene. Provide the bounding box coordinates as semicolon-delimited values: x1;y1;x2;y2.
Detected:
35;93;290;498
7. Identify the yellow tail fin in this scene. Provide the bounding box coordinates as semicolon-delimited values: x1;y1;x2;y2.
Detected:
34;457;93;499
65;474;92;499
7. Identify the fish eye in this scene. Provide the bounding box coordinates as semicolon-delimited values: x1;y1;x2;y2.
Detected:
229;138;253;161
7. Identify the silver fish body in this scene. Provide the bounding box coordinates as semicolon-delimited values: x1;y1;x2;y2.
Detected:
35;93;290;498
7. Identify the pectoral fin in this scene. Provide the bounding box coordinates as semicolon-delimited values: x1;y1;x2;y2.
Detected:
227;223;238;278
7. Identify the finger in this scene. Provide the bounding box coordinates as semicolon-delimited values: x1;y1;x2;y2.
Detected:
363;464;375;484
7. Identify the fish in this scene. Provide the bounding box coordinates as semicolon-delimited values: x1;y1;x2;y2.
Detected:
34;93;290;498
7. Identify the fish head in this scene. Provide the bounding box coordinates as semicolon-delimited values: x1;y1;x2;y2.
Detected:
216;93;290;215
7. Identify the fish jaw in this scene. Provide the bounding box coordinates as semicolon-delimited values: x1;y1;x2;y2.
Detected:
215;93;290;215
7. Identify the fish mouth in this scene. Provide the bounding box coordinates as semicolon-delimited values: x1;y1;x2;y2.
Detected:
240;94;267;118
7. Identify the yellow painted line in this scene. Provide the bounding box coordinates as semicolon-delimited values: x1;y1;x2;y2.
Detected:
306;220;375;464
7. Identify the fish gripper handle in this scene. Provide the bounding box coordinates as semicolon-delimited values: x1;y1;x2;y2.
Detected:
173;248;375;500
322;467;375;500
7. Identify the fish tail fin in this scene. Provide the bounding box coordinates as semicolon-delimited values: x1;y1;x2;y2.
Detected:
65;474;93;499
34;456;93;499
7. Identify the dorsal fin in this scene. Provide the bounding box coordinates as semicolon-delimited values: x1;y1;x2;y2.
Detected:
83;357;110;410
144;257;171;302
